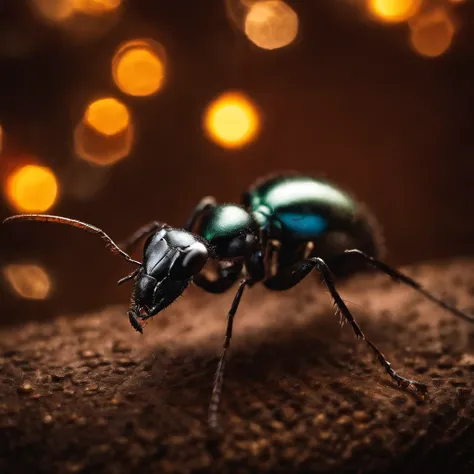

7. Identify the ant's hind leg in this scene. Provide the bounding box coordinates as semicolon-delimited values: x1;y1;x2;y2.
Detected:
264;257;428;398
332;249;474;324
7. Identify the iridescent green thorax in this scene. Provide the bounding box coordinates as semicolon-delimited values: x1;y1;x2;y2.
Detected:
246;175;358;240
197;204;258;259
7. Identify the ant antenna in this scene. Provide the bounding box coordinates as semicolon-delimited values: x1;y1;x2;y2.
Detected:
3;214;141;266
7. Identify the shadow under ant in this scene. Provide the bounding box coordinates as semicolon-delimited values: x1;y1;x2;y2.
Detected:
133;292;437;429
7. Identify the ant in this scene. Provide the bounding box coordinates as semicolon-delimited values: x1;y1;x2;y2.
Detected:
4;172;473;431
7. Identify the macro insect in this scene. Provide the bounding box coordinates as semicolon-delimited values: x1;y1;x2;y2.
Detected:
4;172;473;431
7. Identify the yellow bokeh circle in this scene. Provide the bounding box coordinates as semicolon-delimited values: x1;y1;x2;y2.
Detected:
244;0;298;50
112;39;165;97
367;0;422;23
84;97;130;136
204;92;260;149
6;165;59;212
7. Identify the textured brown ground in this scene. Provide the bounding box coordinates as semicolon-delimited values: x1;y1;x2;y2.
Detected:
1;258;474;474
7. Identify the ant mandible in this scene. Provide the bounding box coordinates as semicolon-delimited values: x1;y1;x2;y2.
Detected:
4;172;473;431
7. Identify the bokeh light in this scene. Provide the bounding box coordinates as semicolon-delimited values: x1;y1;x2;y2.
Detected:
84;97;130;136
4;264;52;300
244;0;298;50
5;165;59;213
409;8;455;58
204;91;260;149
32;0;121;42
74;121;134;166
62;158;112;200
367;0;422;23
75;98;134;165
112;39;166;97
30;0;75;23
73;0;121;14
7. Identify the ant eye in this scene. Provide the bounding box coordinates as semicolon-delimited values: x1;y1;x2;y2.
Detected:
170;241;208;280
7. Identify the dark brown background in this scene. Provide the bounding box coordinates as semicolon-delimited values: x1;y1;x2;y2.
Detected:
0;0;473;322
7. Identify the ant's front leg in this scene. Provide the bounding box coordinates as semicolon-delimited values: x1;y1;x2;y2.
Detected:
119;221;167;254
128;309;144;334
121;194;217;255
208;279;249;432
184;196;216;232
194;261;244;294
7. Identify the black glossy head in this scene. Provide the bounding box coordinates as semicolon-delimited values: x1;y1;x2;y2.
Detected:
131;227;208;321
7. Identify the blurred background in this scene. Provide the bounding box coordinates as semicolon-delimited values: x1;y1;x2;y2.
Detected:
0;0;473;324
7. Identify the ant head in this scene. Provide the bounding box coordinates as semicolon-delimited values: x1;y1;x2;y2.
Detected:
128;228;208;327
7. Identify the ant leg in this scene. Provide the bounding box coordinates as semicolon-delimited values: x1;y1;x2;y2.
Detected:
119;221;166;254
331;249;474;324
117;267;140;286
128;309;143;334
184;196;216;232
310;257;427;396
122;195;217;254
193;261;244;294
265;257;428;397
208;279;248;432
